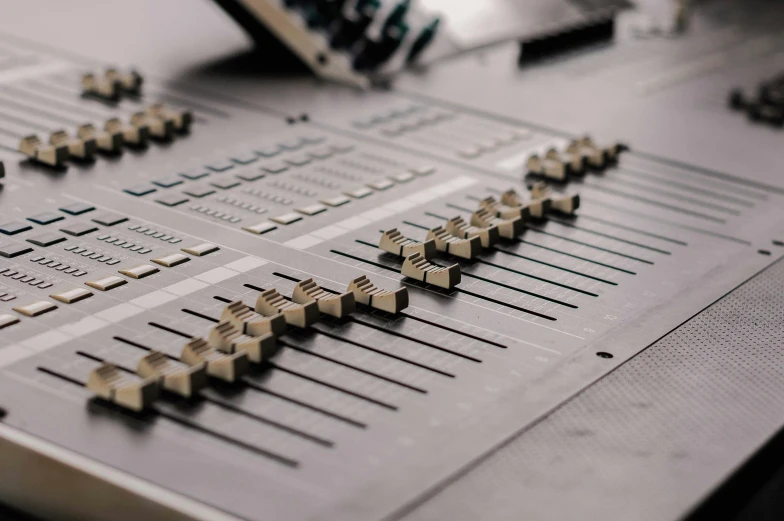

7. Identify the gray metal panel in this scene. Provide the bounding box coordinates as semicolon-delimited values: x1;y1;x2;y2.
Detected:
400;258;784;521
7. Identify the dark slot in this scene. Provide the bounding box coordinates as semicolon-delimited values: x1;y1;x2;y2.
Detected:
35;366;299;467
474;258;599;297
278;339;428;394
491;247;617;285
182;308;219;322
0;108;53;132
518;15;616;65
583;178;742;216
581;198;752;246
115;335;368;426
74;351;335;448
580;184;729;223
244;282;266;293
0;95;82;126
571;213;688;246
545;218;672;254
148;321;194;339
355;239;581;307
272;271;509;349
609;172;756;208
525;228;655;264
5;84;111;120
310;326;458;376
330;248;558;320
620;166;764;204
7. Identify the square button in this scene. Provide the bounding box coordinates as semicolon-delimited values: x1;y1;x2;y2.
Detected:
27;233;66;247
231;153;258;165
0;314;20;329
269;213;303;225
320;195;350;207
124;184;157;197
256;145;280;158
296;204;327;216
28;212;64;225
60;222;99;237
278;138;304;151
0;242;34;258
50;288;93;304
119;264;160;279
179;169;210;180
59;203;95;216
261;162;288;174
85;276;127;291
206;160;234;172
181;243;219;256
92;212;129;227
210;179;241;190
13;300;57;317
242;222;277;235
367;179;394;190
343;187;373;199
151;253;190;267
236;170;266;182
183;186;216;198
284;154;311;167
156;195;190;207
0;221;33;236
410;165;436;176
152;176;184;188
391;172;414;183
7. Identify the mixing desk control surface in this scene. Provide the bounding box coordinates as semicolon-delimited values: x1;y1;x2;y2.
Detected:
1;1;784;521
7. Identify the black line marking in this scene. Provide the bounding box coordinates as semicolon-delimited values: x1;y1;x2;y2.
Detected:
310;326;459;375
618;166;765;203
278;339;428;393
491;247;617;285
545;218;672;254
182;308;219;322
148;322;194;339
570;213;688;246
36;366;299;467
580;184;729;223
525;227;655;264
612;171;756;207
581;199;752;246
474;258;599;296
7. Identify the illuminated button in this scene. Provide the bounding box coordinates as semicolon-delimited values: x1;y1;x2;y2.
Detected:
50;288;93;304
366;179;394;190
27;233;66;248
151;253;190;268
242;222;277;235
0;314;20;329
119;264;159;279
320;195;350;207
13;300;58;317
343;187;373;199
180;243;219;257
87;363;158;412
85;276;127;291
295;204;327;216
269;213;302;225
60;222;99;237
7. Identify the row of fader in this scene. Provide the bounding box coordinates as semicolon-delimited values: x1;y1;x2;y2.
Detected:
377;182;581;289
86;274;409;411
18;103;193;167
526;136;628;182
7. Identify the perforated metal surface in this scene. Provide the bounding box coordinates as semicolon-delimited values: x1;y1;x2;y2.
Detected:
400;257;784;521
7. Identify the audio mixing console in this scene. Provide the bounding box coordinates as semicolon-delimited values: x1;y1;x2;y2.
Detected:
1;1;784;521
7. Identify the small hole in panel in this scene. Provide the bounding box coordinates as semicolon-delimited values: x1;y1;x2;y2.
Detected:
0;407;6;420
286;117;297;125
316;53;328;66
759;249;772;256
773;240;784;247
596;352;614;359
